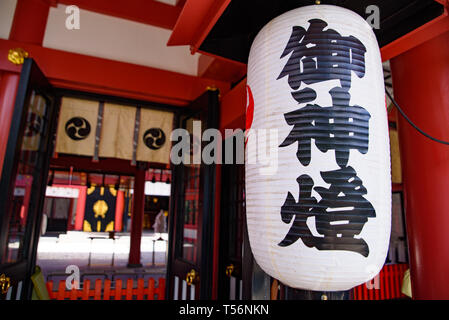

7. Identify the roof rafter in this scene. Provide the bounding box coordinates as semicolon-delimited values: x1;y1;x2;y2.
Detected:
56;0;182;30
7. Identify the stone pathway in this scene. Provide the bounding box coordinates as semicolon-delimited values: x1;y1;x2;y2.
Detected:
36;231;168;282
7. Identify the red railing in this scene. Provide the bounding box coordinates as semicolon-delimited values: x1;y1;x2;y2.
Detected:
352;264;409;300
46;278;165;300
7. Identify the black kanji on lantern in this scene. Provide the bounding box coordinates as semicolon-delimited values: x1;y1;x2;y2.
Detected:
277;19;366;104
278;167;375;257
279;87;371;167
277;19;375;257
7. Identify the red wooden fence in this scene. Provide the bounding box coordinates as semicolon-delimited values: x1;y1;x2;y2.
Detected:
46;265;407;300
46;278;165;300
352;264;409;300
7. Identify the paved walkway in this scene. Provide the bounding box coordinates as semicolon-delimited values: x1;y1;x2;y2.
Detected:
36;231;168;282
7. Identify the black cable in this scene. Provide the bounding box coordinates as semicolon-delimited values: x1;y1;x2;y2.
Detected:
386;89;449;145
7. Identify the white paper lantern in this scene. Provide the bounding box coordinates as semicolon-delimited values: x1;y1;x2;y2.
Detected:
246;5;391;291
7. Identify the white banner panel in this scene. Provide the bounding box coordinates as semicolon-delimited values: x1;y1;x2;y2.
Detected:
55;97;99;157
99;103;136;160
136;108;173;164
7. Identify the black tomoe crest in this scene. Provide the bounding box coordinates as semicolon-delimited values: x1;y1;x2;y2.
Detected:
143;128;166;150
65;117;91;140
24;112;43;137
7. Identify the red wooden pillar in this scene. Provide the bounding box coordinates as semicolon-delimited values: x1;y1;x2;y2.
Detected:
390;30;449;299
0;73;20;172
128;168;146;267
0;0;50;171
114;190;125;232
74;186;87;231
9;0;50;45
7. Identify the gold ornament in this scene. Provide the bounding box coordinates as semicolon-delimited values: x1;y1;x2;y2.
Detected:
93;200;108;219
83;220;92;232
105;221;114;232
87;186;96;195
0;274;11;294
109;187;117;197
8;48;29;65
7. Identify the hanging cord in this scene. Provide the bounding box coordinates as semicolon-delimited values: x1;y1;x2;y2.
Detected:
386;88;449;145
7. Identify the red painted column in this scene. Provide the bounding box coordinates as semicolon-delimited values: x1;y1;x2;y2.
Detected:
390;30;449;299
0;73;20;172
0;0;50;171
114;190;125;232
9;0;50;45
74;186;87;231
128;169;146;267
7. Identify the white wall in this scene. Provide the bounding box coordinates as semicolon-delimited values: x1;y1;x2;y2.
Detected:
0;0;17;40
145;181;171;196
43;4;199;76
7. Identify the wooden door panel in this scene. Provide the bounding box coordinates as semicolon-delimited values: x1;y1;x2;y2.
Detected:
0;59;58;300
218;138;245;300
166;89;219;300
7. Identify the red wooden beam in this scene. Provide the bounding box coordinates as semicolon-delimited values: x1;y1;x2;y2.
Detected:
197;53;246;84
219;78;246;131
51;156;140;175
176;0;187;8
167;0;231;53
51;155;170;177
381;6;449;61
56;0;182;30
0;39;230;106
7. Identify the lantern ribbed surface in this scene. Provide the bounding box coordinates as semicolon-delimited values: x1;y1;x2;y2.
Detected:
246;5;391;291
